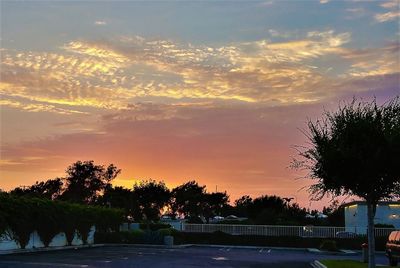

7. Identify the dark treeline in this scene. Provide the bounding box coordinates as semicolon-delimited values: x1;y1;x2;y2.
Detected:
9;160;344;226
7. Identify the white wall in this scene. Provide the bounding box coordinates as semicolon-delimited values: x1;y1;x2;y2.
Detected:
0;226;95;251
345;204;400;234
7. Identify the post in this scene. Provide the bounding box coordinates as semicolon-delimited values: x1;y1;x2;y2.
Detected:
367;201;376;268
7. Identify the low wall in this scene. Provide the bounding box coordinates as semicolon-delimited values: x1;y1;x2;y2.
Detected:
0;226;95;251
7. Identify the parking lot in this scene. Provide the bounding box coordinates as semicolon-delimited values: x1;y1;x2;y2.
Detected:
0;245;389;268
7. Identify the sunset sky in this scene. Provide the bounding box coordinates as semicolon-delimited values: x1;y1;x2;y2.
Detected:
1;0;399;209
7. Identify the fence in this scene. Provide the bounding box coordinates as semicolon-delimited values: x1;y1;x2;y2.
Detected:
182;223;396;238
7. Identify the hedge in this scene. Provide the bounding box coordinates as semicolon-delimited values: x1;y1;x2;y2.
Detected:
95;229;387;251
0;193;124;248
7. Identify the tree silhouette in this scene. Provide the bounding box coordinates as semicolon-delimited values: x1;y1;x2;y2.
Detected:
133;180;170;222
203;192;229;223
295;98;400;268
10;178;63;200
171;181;206;220
61;160;121;204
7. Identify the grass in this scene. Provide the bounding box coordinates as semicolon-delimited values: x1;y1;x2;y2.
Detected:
320;260;390;268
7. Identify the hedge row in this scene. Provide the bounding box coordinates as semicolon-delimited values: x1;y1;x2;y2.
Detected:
95;229;387;251
0;193;124;249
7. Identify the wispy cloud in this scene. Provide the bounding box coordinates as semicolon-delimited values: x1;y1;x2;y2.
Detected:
94;20;107;26
375;11;400;22
375;0;400;22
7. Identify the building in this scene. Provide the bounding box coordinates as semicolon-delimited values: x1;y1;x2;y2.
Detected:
344;201;400;234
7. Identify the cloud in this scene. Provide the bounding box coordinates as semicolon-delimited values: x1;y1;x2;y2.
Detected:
2;30;397;116
375;0;400;22
380;0;399;9
0;98;88;115
320;0;329;4
375;11;400;22
94;20;107;26
340;43;400;77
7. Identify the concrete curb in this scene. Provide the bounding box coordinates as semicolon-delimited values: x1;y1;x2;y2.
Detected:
0;244;105;256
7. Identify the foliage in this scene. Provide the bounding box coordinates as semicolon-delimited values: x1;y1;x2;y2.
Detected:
298;98;400;202
61;160;121;204
97;186;136;219
157;228;178;237
0;193;124;248
95;230;145;244
320;260;390;268
171;181;206;218
133;180;171;221
374;223;395;228
320;240;338;251
10;178;63;200
203;192;229;223
294;97;400;268
139;223;171;231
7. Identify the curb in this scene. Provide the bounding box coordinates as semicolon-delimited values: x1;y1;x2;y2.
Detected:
0;244;105;256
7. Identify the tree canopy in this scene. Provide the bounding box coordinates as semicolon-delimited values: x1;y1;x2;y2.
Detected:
295;97;400;268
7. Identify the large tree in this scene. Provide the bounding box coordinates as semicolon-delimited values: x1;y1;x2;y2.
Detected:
295;98;400;268
133;180;170;221
203;192;229;223
171;181;206;220
61;160;121;204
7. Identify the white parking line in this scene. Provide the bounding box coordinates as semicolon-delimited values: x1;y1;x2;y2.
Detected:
259;248;264;253
267;249;271;253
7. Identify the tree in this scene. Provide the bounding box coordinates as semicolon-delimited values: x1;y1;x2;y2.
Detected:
171;181;206;220
203;192;229;223
61;160;121;204
294;98;400;268
234;195;253;217
10;178;63;200
97;186;137;219
133;180;170;221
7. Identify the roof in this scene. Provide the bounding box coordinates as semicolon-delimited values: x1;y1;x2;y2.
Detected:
343;201;400;207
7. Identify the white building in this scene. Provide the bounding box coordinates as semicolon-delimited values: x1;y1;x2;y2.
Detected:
344;201;400;234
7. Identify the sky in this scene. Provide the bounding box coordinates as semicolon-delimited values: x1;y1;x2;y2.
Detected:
0;0;399;210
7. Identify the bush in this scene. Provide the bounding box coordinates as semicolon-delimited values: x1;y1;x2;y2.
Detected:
0;194;124;248
139;223;171;231
158;228;179;237
320;240;338;251
375;223;395;228
34;199;62;247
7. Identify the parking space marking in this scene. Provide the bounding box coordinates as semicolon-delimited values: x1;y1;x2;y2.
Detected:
259;248;264;253
267;249;271;253
212;256;228;261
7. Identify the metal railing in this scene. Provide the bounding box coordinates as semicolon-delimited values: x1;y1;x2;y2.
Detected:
182;223;396;238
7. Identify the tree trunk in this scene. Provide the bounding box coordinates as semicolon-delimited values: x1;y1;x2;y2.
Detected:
367;201;376;268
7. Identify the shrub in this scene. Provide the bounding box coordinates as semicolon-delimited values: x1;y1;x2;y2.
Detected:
0;194;124;248
34;199;62;247
320;240;338;251
375;223;395;228
139;223;171;231
158;228;178;237
1;196;35;249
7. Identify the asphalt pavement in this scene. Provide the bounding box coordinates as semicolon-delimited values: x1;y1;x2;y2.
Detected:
0;245;389;268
